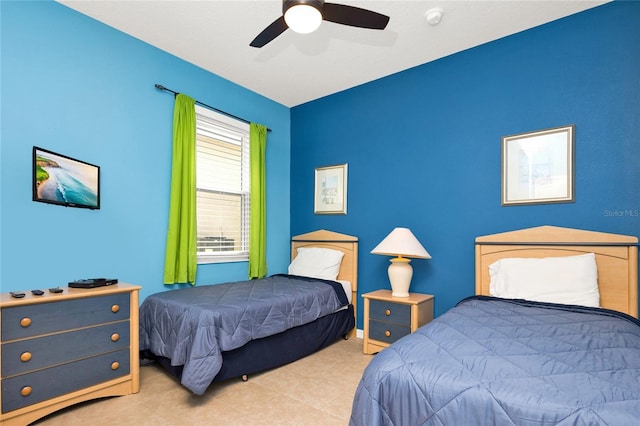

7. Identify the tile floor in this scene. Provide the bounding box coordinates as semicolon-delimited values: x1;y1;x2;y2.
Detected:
34;338;372;425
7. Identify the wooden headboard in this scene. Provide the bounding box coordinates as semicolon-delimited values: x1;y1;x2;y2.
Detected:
291;229;358;337
475;226;638;318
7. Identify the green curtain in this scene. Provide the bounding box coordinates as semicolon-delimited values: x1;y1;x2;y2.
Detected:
248;123;268;279
163;94;197;285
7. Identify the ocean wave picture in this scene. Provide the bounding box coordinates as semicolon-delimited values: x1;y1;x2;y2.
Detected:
34;147;99;209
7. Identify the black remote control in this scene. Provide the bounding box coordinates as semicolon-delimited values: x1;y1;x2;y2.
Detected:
31;289;45;296
49;287;64;294
10;291;25;298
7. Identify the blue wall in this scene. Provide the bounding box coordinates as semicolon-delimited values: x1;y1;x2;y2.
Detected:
0;1;291;301
291;1;640;327
2;1;638;329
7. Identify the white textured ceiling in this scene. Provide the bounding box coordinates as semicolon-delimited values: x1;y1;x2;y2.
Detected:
57;0;610;107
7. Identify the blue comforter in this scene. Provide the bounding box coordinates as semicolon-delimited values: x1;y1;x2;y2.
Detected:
351;296;640;425
139;274;348;394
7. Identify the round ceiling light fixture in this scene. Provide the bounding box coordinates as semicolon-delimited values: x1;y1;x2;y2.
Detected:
425;8;444;26
284;0;323;34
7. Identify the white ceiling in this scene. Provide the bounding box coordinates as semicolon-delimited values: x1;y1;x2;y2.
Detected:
57;0;610;107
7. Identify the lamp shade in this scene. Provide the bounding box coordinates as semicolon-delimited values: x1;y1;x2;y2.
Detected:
371;228;431;259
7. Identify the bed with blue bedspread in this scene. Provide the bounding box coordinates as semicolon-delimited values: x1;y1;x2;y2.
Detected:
351;296;640;425
351;226;640;425
140;274;352;394
140;230;359;395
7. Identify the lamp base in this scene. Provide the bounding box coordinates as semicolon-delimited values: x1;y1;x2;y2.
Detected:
388;257;413;298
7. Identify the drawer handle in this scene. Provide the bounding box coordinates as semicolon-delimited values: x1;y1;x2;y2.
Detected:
111;304;120;313
385;309;391;316
20;352;32;362
21;386;32;397
20;317;32;328
111;361;120;370
111;333;120;342
385;330;391;337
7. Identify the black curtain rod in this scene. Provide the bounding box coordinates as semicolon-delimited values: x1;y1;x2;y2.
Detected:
154;84;271;132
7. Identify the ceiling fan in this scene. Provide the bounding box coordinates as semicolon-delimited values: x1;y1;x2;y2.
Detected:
250;0;390;48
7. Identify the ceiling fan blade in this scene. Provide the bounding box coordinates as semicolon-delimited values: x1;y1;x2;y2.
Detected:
322;3;389;30
250;16;288;48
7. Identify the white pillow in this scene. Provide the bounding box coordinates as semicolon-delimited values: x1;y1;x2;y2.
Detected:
488;253;600;307
288;247;344;281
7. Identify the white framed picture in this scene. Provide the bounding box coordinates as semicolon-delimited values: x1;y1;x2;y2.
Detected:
314;163;347;214
502;125;575;206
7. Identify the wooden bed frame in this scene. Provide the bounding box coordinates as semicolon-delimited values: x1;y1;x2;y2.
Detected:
475;226;639;318
292;229;358;337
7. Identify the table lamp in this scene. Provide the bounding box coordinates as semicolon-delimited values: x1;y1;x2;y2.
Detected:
371;227;431;297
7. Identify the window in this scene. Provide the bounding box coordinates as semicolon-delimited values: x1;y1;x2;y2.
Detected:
195;105;250;263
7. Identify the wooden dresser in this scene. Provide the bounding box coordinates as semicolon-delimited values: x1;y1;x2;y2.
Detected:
0;283;141;426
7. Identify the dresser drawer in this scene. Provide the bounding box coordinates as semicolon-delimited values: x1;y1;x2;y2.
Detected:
1;294;130;341
369;299;410;324
1;348;130;413
2;321;130;377
368;319;410;344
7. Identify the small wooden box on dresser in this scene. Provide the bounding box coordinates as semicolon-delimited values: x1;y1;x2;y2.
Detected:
362;289;434;355
0;283;141;426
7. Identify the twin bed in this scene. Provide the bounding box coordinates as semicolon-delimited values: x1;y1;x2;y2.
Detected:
139;229;358;395
350;226;640;425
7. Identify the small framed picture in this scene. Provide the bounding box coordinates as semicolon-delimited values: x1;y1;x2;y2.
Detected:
314;164;347;214
502;125;575;206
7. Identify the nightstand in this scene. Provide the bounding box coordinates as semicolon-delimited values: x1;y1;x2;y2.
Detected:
362;289;434;355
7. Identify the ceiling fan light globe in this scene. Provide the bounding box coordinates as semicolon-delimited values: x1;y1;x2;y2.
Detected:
284;4;322;34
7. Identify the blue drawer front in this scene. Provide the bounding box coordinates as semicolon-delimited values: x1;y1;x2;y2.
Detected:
2;321;130;377
1;294;130;341
369;319;410;344
1;348;130;413
369;299;410;324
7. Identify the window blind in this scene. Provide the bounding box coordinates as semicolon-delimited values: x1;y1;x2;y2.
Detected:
195;106;250;262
